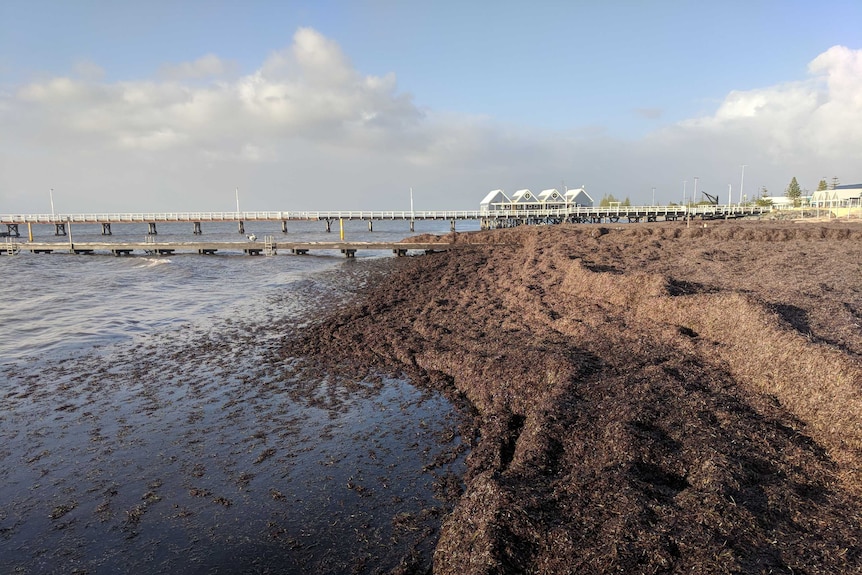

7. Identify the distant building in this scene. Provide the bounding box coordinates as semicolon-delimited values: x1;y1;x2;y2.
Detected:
811;184;862;208
479;186;594;214
480;189;510;213
510;189;542;210
564;187;594;207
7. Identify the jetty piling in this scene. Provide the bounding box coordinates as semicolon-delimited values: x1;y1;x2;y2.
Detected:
3;240;456;258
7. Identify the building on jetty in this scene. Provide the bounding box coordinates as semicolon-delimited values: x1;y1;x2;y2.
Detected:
480;187;594;215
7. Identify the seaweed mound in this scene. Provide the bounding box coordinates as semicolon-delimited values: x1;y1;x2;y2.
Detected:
284;221;862;574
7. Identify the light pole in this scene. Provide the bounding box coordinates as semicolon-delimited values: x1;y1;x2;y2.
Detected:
739;165;746;205
652;187;656;206
682;180;687;205
235;187;240;214
693;177;699;204
564;185;569;217
50;188;55;218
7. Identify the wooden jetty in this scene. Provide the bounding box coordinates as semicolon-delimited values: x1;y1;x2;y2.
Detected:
0;204;771;238
4;239;456;257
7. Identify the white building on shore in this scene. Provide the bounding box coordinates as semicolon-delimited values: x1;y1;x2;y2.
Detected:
811;184;862;208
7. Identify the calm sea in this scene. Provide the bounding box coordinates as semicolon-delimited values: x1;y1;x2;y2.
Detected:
0;219;475;574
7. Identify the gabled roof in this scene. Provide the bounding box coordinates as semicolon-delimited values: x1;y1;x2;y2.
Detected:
511;189;536;202
565;187;594;204
481;189;510;205
538;189;564;202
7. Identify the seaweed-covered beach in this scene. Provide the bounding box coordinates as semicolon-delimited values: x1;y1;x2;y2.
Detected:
285;220;862;574
3;220;862;574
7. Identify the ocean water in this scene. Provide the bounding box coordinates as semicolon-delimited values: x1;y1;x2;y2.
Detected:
0;219;475;574
1;219;476;361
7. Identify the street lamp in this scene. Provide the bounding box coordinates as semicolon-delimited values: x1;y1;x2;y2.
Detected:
739;165;747;205
652;187;656;206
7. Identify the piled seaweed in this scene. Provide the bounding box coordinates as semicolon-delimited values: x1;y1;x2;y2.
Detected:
283;221;862;574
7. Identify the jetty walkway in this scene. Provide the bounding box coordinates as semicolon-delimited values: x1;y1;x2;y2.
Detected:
2;239;454;258
0;205;770;238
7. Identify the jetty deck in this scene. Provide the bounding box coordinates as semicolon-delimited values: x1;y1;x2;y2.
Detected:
0;204;771;238
4;240;455;257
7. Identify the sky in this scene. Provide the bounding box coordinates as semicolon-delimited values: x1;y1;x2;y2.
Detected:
1;0;861;213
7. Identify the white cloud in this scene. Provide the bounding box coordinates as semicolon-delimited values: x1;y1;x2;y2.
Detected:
1;34;860;213
639;45;862;198
158;54;233;80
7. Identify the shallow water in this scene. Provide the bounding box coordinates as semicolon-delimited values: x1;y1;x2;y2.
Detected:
0;220;474;574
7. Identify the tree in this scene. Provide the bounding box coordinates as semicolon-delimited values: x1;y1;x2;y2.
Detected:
786;177;802;207
817;179;828;191
599;194;620;207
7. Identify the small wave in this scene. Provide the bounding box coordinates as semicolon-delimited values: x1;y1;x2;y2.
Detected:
139;258;172;267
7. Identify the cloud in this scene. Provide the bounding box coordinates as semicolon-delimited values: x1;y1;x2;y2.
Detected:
637;44;862;199
12;28;422;152
158;54;235;80
0;34;860;213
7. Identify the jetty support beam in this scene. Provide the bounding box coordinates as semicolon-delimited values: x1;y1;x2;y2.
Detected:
281;221;288;234
341;248;356;258
325;219;332;233
148;222;158;235
368;220;373;232
193;222;202;235
410;220;415;232
53;223;65;236
450;219;456;232
238;221;245;234
101;223;112;235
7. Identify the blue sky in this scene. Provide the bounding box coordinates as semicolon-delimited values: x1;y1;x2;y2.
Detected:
2;1;861;212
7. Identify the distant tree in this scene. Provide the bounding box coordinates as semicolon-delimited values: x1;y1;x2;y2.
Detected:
755;197;773;207
786;177;802;207
817;179;828;191
599;194;620;207
622;197;632;207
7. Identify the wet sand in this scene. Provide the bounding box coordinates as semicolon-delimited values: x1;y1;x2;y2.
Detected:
0;265;467;574
284;221;862;574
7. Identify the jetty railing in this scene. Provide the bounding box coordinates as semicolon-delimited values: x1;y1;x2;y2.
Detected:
0;205;770;225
